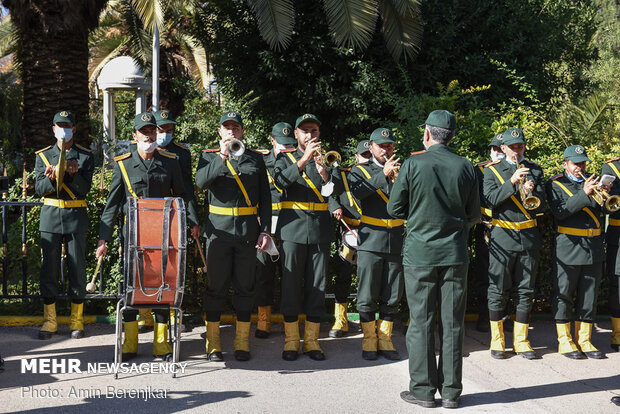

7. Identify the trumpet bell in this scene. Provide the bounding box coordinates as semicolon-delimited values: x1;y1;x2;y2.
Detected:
523;195;541;210
324;151;341;167
605;195;620;212
227;138;245;158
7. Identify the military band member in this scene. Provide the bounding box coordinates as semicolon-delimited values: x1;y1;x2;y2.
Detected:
273;113;343;361
327;140;370;338
196;111;271;362
35;110;94;340
96;112;187;361
601;155;620;352
349;129;404;360
483;127;546;360
254;122;296;338
389;110;479;409
547;145;606;359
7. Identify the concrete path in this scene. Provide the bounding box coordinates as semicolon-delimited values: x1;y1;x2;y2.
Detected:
0;319;618;413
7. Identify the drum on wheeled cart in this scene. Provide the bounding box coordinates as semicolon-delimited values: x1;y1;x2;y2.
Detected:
114;197;187;378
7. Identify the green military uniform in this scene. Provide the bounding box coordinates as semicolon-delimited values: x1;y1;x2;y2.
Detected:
601;157;620;351
546;145;605;359
483;128;546;359
349;129;404;360
35;110;94;340
387;110;479;407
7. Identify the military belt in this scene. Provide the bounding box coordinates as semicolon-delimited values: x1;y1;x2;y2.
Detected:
272;202;281;211
360;215;404;228
342;216;361;227
481;207;493;218
209;205;258;216
491;218;537;231
557;226;601;237
609;218;620;227
43;198;87;208
280;201;329;211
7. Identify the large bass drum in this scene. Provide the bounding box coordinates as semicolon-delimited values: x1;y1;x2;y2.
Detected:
124;197;186;307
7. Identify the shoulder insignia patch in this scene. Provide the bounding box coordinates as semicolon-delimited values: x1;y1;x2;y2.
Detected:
477;160;491;167
410;150;424;156
340;167;351;172
487;160;501;166
75;143;91;152
203;148;220;153
130;140;137;144
248;148;270;155
281;148;297;153
524;159;540;167
114;153;131;162
158;149;177;159
604;156;620;164
172;141;190;151
550;173;563;181
35;145;53;154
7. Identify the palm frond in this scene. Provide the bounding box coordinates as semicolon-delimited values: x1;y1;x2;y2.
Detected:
322;0;378;51
387;0;422;16
246;0;295;50
0;15;15;58
89;41;128;84
579;93;608;134
131;0;166;33
378;0;423;62
180;34;209;89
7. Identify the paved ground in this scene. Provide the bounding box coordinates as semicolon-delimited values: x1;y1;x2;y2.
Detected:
0;318;618;413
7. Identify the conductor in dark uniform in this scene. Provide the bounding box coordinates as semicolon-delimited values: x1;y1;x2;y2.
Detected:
96;112;187;361
35;110;94;340
388;110;479;409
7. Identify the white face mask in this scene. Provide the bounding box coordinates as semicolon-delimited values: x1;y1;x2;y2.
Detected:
138;140;158;153
490;149;505;162
156;132;173;147
274;143;293;155
54;127;73;141
357;154;370;164
262;234;280;262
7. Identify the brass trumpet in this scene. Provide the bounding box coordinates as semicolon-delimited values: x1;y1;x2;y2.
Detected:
314;148;341;167
516;157;541;210
389;166;400;183
577;172;620;212
226;138;245;159
56;140;66;197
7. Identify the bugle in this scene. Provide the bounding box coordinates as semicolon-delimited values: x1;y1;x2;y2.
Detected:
577;172;620;212
515;156;541;210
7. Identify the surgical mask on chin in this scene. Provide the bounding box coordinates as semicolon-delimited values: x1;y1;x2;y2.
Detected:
138;140;158;153
274;143;292;155
156;132;173;147
490;150;505;162
54;127;73;141
567;172;584;183
505;155;524;165
357;155;370;164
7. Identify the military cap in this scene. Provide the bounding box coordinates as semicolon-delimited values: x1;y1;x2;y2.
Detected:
153;110;176;126
563;145;591;163
501;128;526;146
295;113;321;129
370;128;395;145
220;111;244;127
53;110;75;125
356;140;371;155
133;112;157;130
271;122;296;145
489;133;503;148
419;110;456;131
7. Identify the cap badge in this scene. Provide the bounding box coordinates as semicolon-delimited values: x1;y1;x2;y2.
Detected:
575;146;584;154
141;114;151;122
227;112;236;118
60;111;69;117
160;111;168;119
282;127;291;136
511;129;520;138
302;114;312;119
496;134;503;141
381;129;390;138
363;142;369;148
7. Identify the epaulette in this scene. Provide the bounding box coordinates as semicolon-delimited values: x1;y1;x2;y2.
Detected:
486;160;501;166
523;159;540;167
281;148;297;153
172;141;190;150
355;162;369;167
35;145;53;154
130;140;137;144
340;167;351;172
114;153;131;162
203;148;219;153
605;156;620;164
248;148;270;155
157;149;177;159
549;173;563;181
477;160;492;167
75;143;91;152
410;150;424;156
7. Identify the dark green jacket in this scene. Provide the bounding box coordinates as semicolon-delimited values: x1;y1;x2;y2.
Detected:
328;167;362;223
546;172;604;265
264;149;284;216
273;148;343;244
602;158;620;245
35;143;94;234
387;145;480;266
195;149;271;242
160;141;200;227
349;161;404;254
98;147;186;241
476;161;492;220
483;158;546;252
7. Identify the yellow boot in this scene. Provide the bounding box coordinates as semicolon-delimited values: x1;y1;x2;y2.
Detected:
39;303;58;340
69;303;84;339
255;306;271;339
329;302;349;338
377;319;400;360
205;320;223;361
282;321;300;361
489;320;505;359
361;320;378;360
556;322;583;359
138;308;154;333
234;321;251;361
153;322;173;361
302;321;325;360
513;321;537;359
122;321;139;360
611;317;620;352
575;321;604;359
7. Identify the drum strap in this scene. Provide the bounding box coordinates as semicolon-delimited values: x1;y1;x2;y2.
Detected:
266;169;283;193
341;170;362;214
118;160;139;199
356;165;389;204
225;159;253;207
38;152;78;200
286;152;325;202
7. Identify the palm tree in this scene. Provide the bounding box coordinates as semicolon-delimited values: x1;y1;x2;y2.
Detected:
1;0;108;162
246;0;423;62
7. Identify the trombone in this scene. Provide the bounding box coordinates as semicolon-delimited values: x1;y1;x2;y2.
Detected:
515;156;541;210
576;172;620;212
